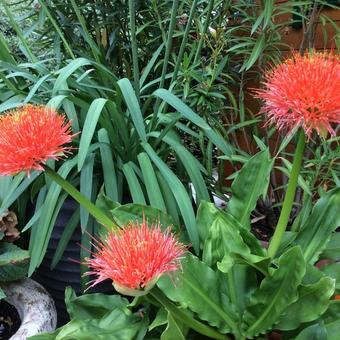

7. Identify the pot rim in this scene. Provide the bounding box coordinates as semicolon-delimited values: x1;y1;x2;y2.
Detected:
0;277;57;339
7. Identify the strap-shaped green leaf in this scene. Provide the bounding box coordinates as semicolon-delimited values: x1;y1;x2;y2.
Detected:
80;153;95;231
153;89;233;156
122;162;146;205
28;159;77;275
98;128;119;202
137;152;166;212
118;78;146;142
143;143;199;253
78;98;108;170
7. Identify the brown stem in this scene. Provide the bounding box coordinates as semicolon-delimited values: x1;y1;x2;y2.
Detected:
299;1;323;55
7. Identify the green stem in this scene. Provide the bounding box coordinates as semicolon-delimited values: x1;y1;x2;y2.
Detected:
1;0;37;62
171;0;199;84
158;0;179;91
44;165;118;230
194;0;215;64
150;287;229;340
128;0;140;101
268;129;305;257
38;0;75;59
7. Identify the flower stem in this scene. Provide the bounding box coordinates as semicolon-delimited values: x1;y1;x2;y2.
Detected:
44;165;119;230
268;129;305;258
150;287;229;340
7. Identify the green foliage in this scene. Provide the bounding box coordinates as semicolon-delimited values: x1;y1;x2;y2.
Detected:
293;188;340;263
29;287;145;340
1;1;339;338
0;242;29;280
225;149;272;228
276;276;335;330
154;152;339;338
158;254;238;334
0;240;29;298
242;247;306;337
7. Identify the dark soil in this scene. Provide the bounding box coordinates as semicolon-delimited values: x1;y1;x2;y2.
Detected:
250;205;280;242
0;301;21;340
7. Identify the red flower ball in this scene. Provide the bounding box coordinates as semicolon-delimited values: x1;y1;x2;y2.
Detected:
255;51;340;137
0;105;73;176
85;220;186;296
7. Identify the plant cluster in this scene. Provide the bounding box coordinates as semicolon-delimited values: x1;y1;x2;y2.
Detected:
0;0;339;339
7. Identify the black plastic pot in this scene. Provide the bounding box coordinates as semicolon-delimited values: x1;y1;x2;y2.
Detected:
33;199;112;326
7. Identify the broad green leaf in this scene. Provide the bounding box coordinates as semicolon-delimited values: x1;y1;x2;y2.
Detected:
203;216;251;267
242;246;306;338
30;308;143;340
196;201;220;242
326;319;340;340
227;149;272;228
157;254;238;333
321;232;340;260
197;201;265;256
111;203;177;231
321;263;340;291
0;243;29;267
95;192;121;217
276;277;335;330
0;243;29;281
295;323;327;340
78;98;107;170
294;187;340;263
161;312;185;340
318;300;340;339
228;253;270;276
65;288;128;320
148;308;167;331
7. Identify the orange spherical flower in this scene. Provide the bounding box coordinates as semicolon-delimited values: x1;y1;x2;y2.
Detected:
85;220;186;296
0;105;73;176
255;51;340;137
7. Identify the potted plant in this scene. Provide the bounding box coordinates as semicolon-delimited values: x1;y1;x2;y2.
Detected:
18;50;340;339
